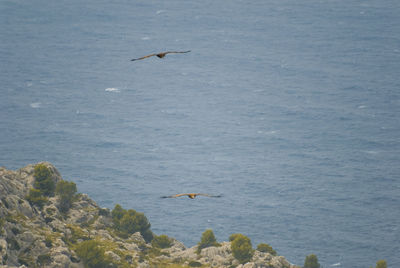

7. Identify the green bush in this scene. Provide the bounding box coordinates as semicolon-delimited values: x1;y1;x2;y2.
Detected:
303;254;320;268
229;233;242;242
75;240;112;268
111;204;153;242
256;243;277;256
375;260;387;268
230;234;254;264
34;164;55;197
111;204;125;229
37;254;51;266
197;229;220;254
188;260;202;267
55;180;77;213
26;188;48;208
0;218;4;234
152;235;173;249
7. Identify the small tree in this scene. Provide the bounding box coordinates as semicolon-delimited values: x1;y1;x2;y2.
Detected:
111;204;153;242
231;233;254;264
55;180;77;213
75;240;112;268
152;235;172;249
34;164;55;197
197;229;220;253
111;204;125;229
257;243;277;256
26;188;48;208
304;254;320;268
229;233;241;241
375;260;387;268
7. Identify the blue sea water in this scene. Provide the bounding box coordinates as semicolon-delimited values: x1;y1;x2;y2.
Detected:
1;0;400;267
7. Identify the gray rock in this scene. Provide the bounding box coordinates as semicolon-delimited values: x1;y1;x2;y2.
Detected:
1;163;300;268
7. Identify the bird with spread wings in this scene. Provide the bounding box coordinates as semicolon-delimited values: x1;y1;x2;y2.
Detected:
131;50;191;61
161;193;222;199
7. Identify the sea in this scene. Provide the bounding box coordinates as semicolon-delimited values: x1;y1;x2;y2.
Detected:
1;0;399;267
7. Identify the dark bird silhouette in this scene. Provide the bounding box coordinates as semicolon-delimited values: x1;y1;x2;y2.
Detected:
161;193;222;199
131;50;191;61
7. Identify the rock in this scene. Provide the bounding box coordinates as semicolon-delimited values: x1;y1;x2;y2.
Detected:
130;232;146;244
105;250;121;262
0;163;300;268
243;263;257;268
0;238;7;263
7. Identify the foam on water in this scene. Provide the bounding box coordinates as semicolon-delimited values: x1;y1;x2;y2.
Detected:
105;88;120;93
30;102;41;108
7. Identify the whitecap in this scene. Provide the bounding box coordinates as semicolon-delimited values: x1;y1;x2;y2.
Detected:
105;88;120;93
30;102;41;108
358;105;367;109
363;150;379;154
141;36;150;40
156;10;166;14
330;263;341;267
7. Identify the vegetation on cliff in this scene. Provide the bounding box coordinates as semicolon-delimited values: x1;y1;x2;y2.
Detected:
303;254;320;268
196;229;220;254
230;233;254;264
1;162;387;267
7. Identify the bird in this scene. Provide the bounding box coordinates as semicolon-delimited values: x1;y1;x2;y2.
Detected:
131;50;191;61
161;193;222;199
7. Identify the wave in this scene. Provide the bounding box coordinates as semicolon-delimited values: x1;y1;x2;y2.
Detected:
30;102;41;108
105;88;120;93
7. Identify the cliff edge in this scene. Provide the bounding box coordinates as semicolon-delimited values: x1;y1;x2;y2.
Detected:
0;162;299;268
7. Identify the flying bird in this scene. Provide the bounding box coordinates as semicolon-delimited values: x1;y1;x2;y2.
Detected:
161;193;222;199
131;50;191;61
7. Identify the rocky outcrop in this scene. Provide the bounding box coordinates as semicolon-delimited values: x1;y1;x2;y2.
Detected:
0;163;299;268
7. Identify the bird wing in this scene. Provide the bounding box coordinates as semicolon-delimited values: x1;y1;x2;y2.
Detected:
164;50;191;55
196;193;222;198
131;53;157;61
161;192;222;198
161;193;190;198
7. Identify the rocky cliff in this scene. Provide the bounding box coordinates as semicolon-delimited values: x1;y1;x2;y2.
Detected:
0;162;299;268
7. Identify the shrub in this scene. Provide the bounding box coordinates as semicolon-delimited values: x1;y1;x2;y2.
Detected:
152;235;173;249
6;237;20;250
111;204;153;242
99;208;110;216
75;240;112;268
375;260;387;268
256;243;277;256
197;229;220;254
34;164;55;196
44;236;53;247
188;260;202;267
229;233;242;242
230;234;254;264
37;254;51;266
11;227;20;235
0;218;4;234
111;204;125;229
26;188;48;208
303;254;320;268
55;180;77;213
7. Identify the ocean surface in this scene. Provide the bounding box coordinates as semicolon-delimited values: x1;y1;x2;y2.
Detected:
1;0;399;267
